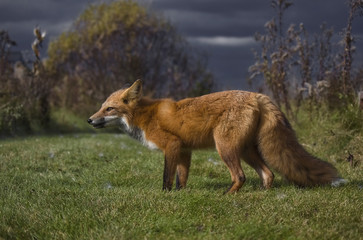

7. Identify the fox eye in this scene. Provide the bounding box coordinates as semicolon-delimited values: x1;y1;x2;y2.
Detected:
123;99;129;104
106;107;114;112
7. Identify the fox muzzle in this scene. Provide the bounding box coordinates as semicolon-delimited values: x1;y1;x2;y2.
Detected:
87;118;106;128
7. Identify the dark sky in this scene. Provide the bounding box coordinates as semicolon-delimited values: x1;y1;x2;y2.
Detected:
1;0;362;90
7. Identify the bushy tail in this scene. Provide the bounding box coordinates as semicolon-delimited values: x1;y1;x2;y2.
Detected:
256;94;341;187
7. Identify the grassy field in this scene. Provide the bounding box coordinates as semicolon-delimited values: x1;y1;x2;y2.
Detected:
1;116;363;239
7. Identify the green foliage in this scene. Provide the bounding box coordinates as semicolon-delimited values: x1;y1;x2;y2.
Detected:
1;125;362;239
47;2;149;66
332;103;363;132
295;100;363;135
0;74;53;136
293;103;362;172
0;99;30;136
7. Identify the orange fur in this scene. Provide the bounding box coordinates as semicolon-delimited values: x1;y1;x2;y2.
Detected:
88;80;342;193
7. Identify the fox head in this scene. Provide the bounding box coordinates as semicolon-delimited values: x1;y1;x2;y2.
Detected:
88;79;142;129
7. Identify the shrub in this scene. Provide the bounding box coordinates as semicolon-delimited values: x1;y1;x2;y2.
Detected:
47;1;214;115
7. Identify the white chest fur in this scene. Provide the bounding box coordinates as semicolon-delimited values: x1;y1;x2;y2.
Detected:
120;117;159;150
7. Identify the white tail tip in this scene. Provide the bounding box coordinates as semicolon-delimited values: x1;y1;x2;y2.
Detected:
331;178;348;187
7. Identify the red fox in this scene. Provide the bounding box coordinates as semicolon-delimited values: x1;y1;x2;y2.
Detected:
88;80;345;193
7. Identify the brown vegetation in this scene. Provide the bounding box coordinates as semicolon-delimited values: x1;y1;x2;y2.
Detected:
249;0;363;115
0;29;53;135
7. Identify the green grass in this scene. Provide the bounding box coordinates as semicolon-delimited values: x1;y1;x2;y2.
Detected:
1;118;363;239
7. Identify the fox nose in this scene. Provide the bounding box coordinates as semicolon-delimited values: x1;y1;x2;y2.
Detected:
87;119;93;124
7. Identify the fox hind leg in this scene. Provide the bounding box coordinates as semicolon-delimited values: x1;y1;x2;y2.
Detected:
176;150;192;190
163;139;186;191
163;155;177;191
242;145;274;189
215;143;246;194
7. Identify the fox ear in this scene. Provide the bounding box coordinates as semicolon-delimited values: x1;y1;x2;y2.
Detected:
125;79;143;101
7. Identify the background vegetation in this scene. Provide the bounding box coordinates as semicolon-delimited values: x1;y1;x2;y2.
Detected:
249;0;363;116
47;1;214;116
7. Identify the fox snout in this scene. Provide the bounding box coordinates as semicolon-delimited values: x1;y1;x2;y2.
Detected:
88;115;121;128
87;117;106;128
